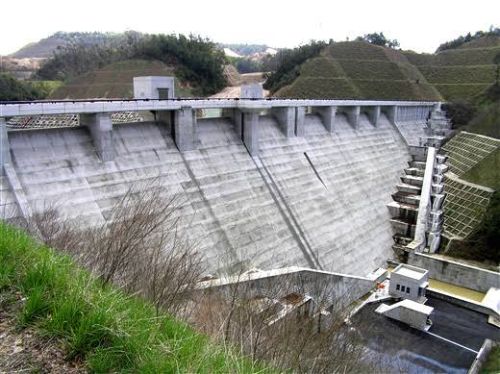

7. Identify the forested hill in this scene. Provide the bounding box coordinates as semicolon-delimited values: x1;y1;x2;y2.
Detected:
10;31;130;58
36;33;227;97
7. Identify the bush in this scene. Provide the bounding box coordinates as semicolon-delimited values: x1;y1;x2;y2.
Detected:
263;41;328;93
442;101;476;128
0;73;45;101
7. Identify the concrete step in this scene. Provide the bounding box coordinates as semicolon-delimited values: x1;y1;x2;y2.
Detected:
404;167;425;177
386;201;418;221
393;234;413;246
392;191;420;206
409;160;426;169
392;243;411;254
390;218;416;238
401;175;424;187
396;183;421;195
411;153;427;162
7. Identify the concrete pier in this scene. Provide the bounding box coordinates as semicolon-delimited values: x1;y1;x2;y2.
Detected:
173;106;197;151
343;106;361;129
312;106;336;133
0;118;11;175
366;106;381;127
271;107;295;137
242;111;260;156
295;107;306;136
80;113;114;162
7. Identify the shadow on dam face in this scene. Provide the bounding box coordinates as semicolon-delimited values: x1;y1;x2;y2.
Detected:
1;112;415;275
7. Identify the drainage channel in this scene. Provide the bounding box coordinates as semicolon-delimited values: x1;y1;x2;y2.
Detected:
425;331;479;355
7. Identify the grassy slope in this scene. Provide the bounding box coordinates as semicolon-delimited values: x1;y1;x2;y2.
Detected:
275;42;442;100
50;59;194;99
404;37;500;101
0;222;268;373
462;148;500;190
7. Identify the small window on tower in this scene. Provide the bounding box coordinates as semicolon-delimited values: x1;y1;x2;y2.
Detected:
396;284;400;291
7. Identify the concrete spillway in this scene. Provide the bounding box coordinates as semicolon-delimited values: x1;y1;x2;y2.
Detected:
1;112;409;275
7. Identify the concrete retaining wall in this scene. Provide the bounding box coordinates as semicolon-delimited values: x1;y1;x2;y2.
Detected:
468;339;495;374
198;267;374;311
408;252;500;293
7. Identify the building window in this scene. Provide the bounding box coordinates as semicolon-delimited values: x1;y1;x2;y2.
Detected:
401;286;406;292
396;284;400;291
407;287;410;294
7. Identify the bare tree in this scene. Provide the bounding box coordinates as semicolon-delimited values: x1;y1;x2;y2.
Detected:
27;184;203;316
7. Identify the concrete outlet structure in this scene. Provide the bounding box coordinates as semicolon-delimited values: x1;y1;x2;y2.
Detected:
389;264;429;303
133;76;175;99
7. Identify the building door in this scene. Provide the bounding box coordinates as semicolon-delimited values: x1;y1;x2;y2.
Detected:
158;88;169;99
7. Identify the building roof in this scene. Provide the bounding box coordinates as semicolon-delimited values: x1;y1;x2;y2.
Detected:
393;264;428;281
399;299;434;315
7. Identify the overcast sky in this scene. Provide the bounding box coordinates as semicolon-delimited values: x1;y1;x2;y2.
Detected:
1;0;498;55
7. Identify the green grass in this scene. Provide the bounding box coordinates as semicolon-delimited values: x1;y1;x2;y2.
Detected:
300;57;346;78
434;83;491;101
276;77;361;99
275;41;441;100
462;148;500;190
418;65;496;84
337;59;406;80
322;41;388;60
481;345;500;373
0;222;270;373
465;102;500;139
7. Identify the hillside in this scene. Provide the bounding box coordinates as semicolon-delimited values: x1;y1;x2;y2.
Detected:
50;59;194;99
0;223;265;372
404;35;500;101
10;31;125;58
274;41;442;100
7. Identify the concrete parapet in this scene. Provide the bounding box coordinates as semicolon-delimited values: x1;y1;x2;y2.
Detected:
408;252;500;293
271;107;295;137
1;118;11;175
80;113;114;162
197;266;373;313
295;107;306;136
174;107;197;151
242;111;260;156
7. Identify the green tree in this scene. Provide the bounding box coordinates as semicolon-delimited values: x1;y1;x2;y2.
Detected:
0;73;44;101
356;32;400;48
494;52;500;86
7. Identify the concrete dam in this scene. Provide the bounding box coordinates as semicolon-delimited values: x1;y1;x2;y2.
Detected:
0;83;437;276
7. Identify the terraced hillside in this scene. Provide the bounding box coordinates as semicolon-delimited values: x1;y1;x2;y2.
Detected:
50;59;193;99
275;42;442;101
441;132;500;239
0;113;410;276
405;36;500;101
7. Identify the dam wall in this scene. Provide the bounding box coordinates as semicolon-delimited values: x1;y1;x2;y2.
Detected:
0;111;411;276
0;98;438;276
